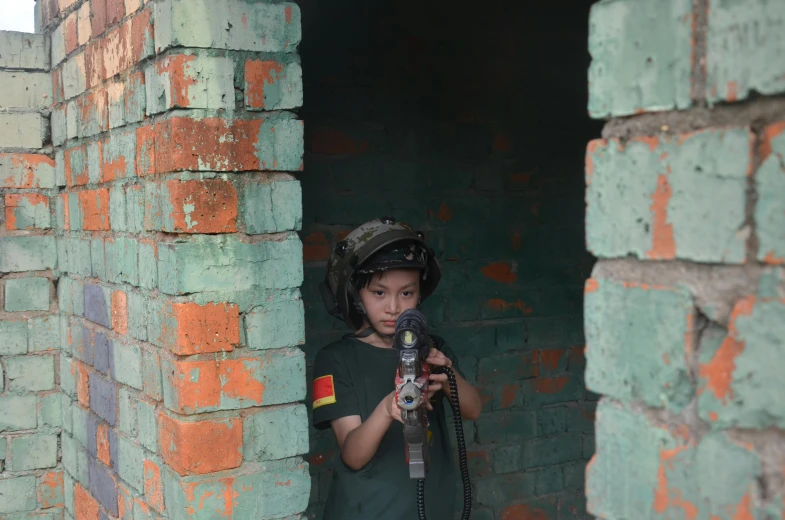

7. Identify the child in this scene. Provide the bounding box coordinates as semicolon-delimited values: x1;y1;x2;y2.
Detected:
312;217;482;519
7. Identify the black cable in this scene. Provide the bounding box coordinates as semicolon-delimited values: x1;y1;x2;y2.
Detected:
417;366;472;520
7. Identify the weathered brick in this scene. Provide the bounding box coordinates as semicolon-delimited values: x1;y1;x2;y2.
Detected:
61;355;77;397
125;72;146;124
117;436;144;492
0;154;56;188
138;116;304;174
148;300;240;355
476;411;535;444
158;413;243;475
245;60;303;111
474;472;535;507
757;122;785;264
154;0;301;53
89;373;118;426
74;482;100;520
243;404;308;461
6;355;56;392
698;296;785;429
0;31;50;70
0;320;29;355
587;0;692;118
38;470;64;509
4;193;51;230
105;237;139;285
0;113;47;149
243;178;303;233
523;433;583;469
586;129;753;263
5;277;51;312
585;278;695;410
245;297;304;350
0;476;37;513
141;347;163;401
145;54;234;114
101;130;136;182
88;456;118;516
161;349;306;414
77;90;109;138
61;53;87;100
477;352;538;386
52;105;67;146
66;100;78;140
706;0;785;102
493;445;521;475
136;399;157;452
112;341;143;390
9;434;58;470
77;2;91;46
162;457;309;519
142;457;165;513
0;71;53;109
84;283;112;328
145;179;238;233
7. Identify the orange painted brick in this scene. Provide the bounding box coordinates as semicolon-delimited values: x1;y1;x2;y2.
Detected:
160;302;240;355
64;146;89;187
102;23;132;80
157;413;242;476
245;60;284;110
97;422;112;467
64;13;78;54
143;459;165;513
112;290;128;335
130;8;153;63
165;358;267;413
74;482;100;520
79;188;111;231
106;0;124;25
38;470;64;509
164;180;238;233
76;361;90;408
91;0;108;37
85;41;103;89
0;154;56;189
135;124;155;176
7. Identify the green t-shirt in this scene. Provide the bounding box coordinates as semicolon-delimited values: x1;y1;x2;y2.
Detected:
312;335;459;520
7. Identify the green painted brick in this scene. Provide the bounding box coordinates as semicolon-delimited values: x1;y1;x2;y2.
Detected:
28;315;60;352
157;234;303;295
91;238;106;280
537;407;567;435
138;240;157;290
70;405;89;450
587;0;692;118
127;291;148;341
0;363;3;392
163;458;310;520
5;355;55;392
117;436;145;492
474;472;535;507
155;0;301;53
68;193;82;230
0;396;37;431
101;131;135;181
60;315;71;355
112;341;143;390
563;461;586;491
243;404;308;461
585;278;694;410
142;348;163;401
698;298;785;429
0;438;5;459
756;125;785;264
244;179;303;234
105;237;139;286
126;185;146;234
54;193;67;230
523;433;583;469
492;445;521;475
9;434;58;470
586;129;753;263
245;61;303;111
0;31;49;69
245;298;304;350
39;392;61;427
534;465;563;496
58;238;92;278
125;74;146;125
110;185;128;232
58;277;85;318
136;399;157;452
63;473;74;516
0;321;28;355
476;411;535;444
61;433;89;488
118;388;138;438
61;394;73;434
145;54;234;114
706;0;785;102
0;476;37;513
477;352;538;386
0;237;57;272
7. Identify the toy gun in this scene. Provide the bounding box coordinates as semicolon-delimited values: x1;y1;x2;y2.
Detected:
393;309;472;520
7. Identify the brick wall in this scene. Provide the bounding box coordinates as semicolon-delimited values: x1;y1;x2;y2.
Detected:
585;0;785;518
296;0;601;518
0;0;311;518
0;28;63;520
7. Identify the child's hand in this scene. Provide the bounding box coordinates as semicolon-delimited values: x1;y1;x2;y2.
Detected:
385;390;404;424
426;348;452;403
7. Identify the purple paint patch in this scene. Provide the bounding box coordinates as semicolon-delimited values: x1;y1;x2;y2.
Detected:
85;412;98;457
89;373;117;426
88;456;119;516
93;332;114;376
84;283;110;328
76;326;96;366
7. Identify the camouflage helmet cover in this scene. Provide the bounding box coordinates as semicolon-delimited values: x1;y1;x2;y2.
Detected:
320;217;441;329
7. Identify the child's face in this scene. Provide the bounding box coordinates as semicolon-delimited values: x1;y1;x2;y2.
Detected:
358;269;421;334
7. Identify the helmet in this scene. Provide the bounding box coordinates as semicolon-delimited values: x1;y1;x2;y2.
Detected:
320;217;441;329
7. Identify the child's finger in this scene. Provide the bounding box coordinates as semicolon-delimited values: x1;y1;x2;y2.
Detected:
428;373;448;382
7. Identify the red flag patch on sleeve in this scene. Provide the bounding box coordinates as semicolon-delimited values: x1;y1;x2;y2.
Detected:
313;375;336;409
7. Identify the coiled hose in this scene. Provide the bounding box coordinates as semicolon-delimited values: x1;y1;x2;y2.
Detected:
417;366;471;520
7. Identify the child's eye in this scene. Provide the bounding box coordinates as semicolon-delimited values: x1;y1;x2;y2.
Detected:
373;290;385;297
402;291;414;297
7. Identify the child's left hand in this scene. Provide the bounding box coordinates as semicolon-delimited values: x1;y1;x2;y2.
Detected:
425;348;452;407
